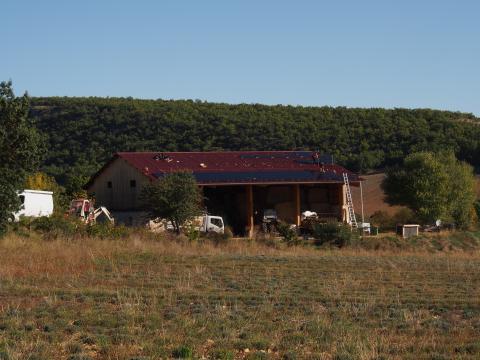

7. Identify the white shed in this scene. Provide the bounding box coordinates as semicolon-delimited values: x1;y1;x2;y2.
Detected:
13;190;54;221
396;224;420;238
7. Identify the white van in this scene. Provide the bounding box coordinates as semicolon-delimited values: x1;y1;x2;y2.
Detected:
194;215;224;234
148;214;225;234
13;190;54;221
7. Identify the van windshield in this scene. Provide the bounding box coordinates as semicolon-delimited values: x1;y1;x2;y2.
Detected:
210;218;223;227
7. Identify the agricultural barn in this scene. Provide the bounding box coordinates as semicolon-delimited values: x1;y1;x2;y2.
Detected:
85;151;361;236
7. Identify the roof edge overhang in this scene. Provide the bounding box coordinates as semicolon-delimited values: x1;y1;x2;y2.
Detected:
84;154;119;190
197;180;361;187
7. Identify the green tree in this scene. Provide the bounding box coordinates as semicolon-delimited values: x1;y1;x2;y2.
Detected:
140;171;202;234
383;151;477;228
24;172;67;213
0;81;44;234
64;172;89;198
442;152;477;229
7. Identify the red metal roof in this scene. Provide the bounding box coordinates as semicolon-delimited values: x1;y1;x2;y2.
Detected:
86;151;360;187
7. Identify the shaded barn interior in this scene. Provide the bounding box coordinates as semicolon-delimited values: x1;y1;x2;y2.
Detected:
203;184;343;235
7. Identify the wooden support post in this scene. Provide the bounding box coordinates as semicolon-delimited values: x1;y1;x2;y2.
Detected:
199;186;205;210
339;184;347;223
246;185;254;238
294;184;301;226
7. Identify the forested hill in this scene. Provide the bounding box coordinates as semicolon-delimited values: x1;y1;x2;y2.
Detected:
29;97;480;183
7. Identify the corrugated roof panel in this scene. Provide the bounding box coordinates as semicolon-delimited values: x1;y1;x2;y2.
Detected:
86;151;360;188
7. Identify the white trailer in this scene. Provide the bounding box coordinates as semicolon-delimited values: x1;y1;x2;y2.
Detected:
13;190;54;221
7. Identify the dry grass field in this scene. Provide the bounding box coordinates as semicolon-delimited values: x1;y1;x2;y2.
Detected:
1;234;480;359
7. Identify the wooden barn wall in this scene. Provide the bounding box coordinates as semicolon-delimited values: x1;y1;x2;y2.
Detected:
87;159;149;211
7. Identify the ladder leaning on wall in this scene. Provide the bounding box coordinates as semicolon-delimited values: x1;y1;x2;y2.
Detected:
342;173;358;228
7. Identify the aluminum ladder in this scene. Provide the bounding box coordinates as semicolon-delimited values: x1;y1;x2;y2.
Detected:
342;173;358;228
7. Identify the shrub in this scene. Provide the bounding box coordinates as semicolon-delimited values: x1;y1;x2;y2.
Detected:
470;206;479;229
31;215;79;239
85;223;129;239
312;222;355;247
184;224;201;242
213;349;235;360
66;341;83;354
224;226;234;239
12;215;130;240
369;210;395;230
393;208;416;225
370;208;416;232
276;221;300;246
172;345;193;359
0;350;9;360
204;228;232;245
255;232;283;248
245;352;268;360
67;355;92;360
7;216;32;237
282;351;298;360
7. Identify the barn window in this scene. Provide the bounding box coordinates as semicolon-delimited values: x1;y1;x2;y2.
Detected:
107;181;112;189
130;180;136;188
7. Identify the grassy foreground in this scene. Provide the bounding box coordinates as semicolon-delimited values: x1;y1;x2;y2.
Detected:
0;235;480;359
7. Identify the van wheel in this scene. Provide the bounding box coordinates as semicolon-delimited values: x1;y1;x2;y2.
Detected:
7;214;15;223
